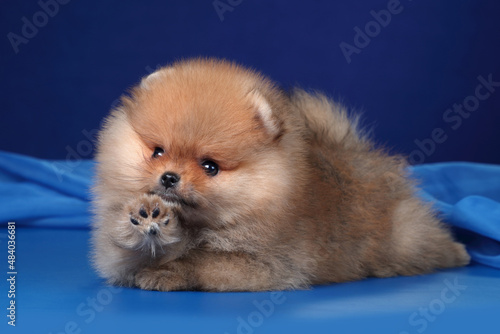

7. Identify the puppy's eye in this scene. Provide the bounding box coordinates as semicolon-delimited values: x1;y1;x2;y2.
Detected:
152;147;164;158
201;160;219;177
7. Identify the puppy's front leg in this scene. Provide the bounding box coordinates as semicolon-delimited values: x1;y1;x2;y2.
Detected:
192;251;296;291
134;250;306;291
134;258;193;291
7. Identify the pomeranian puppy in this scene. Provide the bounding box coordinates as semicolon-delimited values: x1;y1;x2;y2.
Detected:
91;58;469;291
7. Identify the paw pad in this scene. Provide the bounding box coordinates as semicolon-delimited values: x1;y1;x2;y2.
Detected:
152;207;160;219
126;195;179;236
139;207;148;218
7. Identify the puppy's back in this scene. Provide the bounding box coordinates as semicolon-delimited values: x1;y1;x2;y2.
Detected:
287;90;470;283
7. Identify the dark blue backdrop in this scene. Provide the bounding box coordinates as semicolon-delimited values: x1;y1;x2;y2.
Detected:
1;0;499;164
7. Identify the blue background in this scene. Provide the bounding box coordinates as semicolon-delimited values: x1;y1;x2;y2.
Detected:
1;0;499;164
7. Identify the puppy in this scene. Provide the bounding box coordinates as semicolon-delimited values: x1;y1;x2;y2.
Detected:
91;58;470;291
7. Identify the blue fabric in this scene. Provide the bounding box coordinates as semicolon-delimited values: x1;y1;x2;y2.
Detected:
411;163;500;269
0;151;499;333
3;228;499;334
0;151;93;229
0;150;499;268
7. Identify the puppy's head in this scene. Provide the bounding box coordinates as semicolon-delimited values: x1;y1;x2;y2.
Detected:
96;59;304;226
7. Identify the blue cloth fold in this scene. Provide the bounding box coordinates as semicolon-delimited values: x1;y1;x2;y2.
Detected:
0;150;498;268
0;151;93;229
411;163;500;269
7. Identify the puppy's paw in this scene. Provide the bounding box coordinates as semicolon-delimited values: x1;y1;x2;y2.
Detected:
126;194;179;237
117;194;187;259
135;265;188;291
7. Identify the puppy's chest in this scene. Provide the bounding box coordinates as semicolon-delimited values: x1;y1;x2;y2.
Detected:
196;228;260;253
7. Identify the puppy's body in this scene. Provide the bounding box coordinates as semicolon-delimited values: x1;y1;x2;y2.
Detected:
91;59;469;291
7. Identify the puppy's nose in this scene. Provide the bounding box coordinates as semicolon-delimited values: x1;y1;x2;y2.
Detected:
161;172;180;189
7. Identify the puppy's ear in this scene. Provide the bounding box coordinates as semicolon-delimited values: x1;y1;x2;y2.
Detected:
249;90;282;139
139;67;175;90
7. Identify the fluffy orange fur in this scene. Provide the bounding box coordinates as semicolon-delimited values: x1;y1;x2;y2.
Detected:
91;58;470;291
